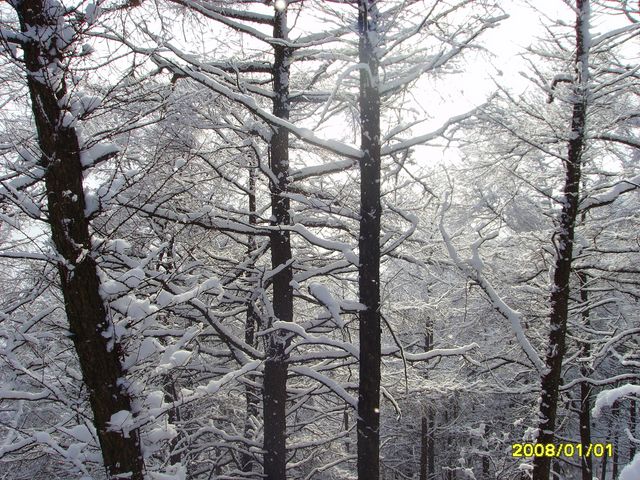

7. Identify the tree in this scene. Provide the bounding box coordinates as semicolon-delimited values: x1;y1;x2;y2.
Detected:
355;2;382;479
1;0;145;477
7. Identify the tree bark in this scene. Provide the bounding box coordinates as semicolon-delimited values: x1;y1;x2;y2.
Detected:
241;163;260;474
420;416;428;480
356;2;382;480
612;401;619;479
420;314;435;480
16;1;145;478
263;3;293;479
533;1;590;479
631;400;637;461
577;271;593;480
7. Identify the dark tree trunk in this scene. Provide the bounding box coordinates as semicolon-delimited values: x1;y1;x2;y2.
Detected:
163;375;183;467
419;413;436;480
533;2;590;479
345;409;351;453
15;1;144;478
356;2;382;480
420;315;435;480
482;452;490;479
577;271;593;480
601;438;609;480
631;400;637;461
241;164;260;474
263;4;293;479
612;401;619;479
420;416;428;480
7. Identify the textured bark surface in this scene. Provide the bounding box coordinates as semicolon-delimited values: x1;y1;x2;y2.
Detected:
356;2;382;480
533;1;590;479
577;271;593;480
420;316;435;480
263;4;292;479
241;167;260;474
16;1;144;478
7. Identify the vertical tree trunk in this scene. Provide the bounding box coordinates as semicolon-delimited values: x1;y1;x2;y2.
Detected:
631;400;637;461
482;452;490;479
601;438;609;480
612;401;619;479
420;416;428;480
533;1;590;479
241;164;260;474
577;271;593;480
16;1;145;478
344;409;351;453
356;2;382;480
264;3;293;479
163;375;183;467
420;315;436;480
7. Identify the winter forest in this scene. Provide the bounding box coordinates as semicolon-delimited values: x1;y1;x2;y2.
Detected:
0;0;639;479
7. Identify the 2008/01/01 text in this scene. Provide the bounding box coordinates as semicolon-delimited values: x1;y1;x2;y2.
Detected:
512;443;613;458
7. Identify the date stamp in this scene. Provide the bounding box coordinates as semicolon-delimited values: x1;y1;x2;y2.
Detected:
512;443;613;458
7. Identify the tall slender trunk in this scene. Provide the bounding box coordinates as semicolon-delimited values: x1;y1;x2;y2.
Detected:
16;2;144;478
420;416;428;480
577;271;593;480
631;400;637;461
241;165;260;474
533;1;590;478
420;316;435;480
356;1;382;479
601;437;609;480
264;4;293;479
612;401;619;479
164;375;183;467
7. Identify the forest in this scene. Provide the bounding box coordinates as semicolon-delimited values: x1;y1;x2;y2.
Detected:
0;0;639;479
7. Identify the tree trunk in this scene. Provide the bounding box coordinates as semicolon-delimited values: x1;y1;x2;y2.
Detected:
356;2;382;480
420;416;428;480
16;1;145;478
241;163;260;474
601;437;609;480
631;400;637;461
577;271;593;480
612;401;619;479
263;3;293;479
533;1;590;479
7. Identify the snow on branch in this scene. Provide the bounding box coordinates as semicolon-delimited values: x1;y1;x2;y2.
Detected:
168;0;274;42
381;105;484;156
288;224;359;265
590;22;640;49
289;159;357;181
152;57;363;159
593;384;640;417
594;132;640;149
438;196;546;373
382;343;479;362
580;174;640;211
268;321;359;359
290;366;357;408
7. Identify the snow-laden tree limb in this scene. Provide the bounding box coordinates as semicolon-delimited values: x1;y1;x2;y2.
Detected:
290;366;357;408
580;173;640;211
438;196;546;373
592;384;640;417
381;105;485;156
